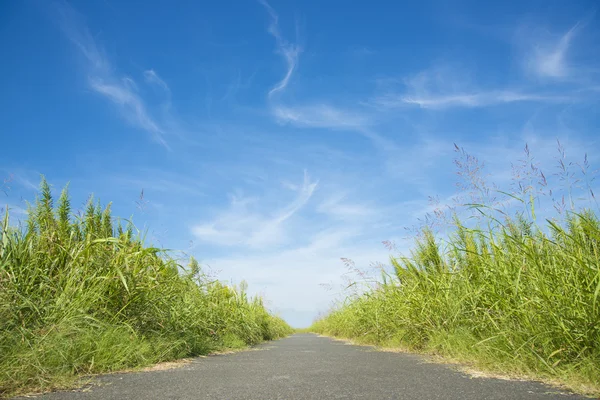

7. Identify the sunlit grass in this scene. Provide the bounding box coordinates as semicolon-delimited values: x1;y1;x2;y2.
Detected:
311;144;600;396
0;178;292;397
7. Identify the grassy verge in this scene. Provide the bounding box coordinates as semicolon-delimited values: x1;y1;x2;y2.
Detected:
311;146;600;397
0;178;292;398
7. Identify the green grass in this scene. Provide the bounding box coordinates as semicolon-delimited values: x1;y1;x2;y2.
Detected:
0;178;292;397
311;148;600;396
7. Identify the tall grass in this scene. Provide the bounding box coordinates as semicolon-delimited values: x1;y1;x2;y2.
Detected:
0;178;291;397
312;144;600;395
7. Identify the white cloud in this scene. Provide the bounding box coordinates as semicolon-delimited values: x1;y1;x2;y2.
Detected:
372;65;574;109
273;104;371;129
144;69;170;94
203;231;393;327
378;91;569;109
54;2;169;148
191;170;318;249
259;0;301;98
259;1;387;146
258;0;377;143
12;174;39;192
55;3;109;76
274;170;319;223
385;90;571;109
317;194;375;221
89;78;167;147
525;22;581;79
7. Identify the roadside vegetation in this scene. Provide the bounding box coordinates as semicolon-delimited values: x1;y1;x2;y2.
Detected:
0;178;292;397
311;143;600;396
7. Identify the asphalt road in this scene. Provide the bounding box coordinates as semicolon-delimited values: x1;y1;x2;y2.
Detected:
22;334;588;400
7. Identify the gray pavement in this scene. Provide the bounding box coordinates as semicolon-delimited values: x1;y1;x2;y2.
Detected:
21;334;589;400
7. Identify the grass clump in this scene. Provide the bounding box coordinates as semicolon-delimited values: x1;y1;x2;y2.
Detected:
0;178;292;397
312;144;600;396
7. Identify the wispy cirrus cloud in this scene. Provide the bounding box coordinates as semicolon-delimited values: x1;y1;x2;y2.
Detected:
144;69;172;108
191;170;318;249
143;69;170;94
259;0;302;98
54;2;169;148
260;2;384;139
522;21;583;79
273;104;371;130
0;168;45;194
375;90;572;109
371;65;575;110
88;78;167;145
317;193;375;221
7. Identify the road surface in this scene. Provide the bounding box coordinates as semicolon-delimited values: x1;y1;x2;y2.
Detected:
21;334;587;400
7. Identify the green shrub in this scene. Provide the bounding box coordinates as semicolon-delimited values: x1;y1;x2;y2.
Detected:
0;178;292;397
312;146;600;396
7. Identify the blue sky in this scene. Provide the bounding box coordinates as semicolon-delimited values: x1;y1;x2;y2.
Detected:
1;0;599;327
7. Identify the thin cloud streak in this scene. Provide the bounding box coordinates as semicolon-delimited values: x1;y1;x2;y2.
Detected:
273;104;371;130
370;62;579;110
258;0;392;149
144;70;171;97
258;1;392;150
191;170;318;249
54;2;169;148
274;170;318;224
89;79;168;147
375;90;573;109
272;103;396;154
259;0;301;98
526;22;581;79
